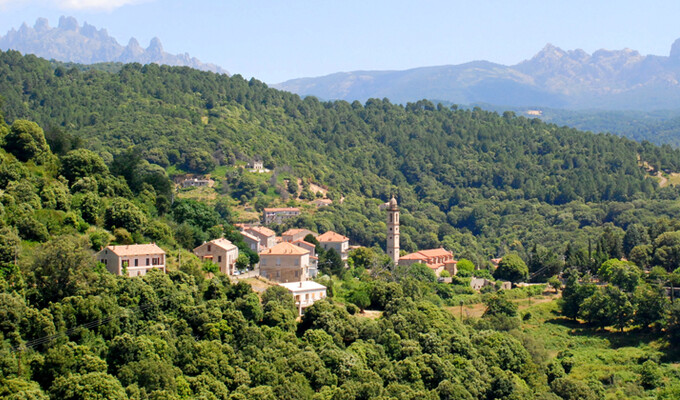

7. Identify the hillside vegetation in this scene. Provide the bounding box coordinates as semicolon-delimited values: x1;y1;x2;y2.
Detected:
3;50;680;264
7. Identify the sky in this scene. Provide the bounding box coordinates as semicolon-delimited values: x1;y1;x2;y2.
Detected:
1;0;680;83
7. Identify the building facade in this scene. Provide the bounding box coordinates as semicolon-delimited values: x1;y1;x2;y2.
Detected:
282;228;316;243
317;231;350;261
97;244;166;277
259;242;310;283
279;281;327;316
263;207;300;224
193;238;239;275
244;226;277;250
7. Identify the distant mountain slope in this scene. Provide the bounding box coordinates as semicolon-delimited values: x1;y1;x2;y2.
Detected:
275;40;680;110
0;16;229;75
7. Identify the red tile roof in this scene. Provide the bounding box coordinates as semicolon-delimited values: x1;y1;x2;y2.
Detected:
246;226;276;237
107;244;165;256
317;231;349;243
260;242;309;256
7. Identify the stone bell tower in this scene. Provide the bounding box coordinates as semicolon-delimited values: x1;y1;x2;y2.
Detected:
386;196;400;264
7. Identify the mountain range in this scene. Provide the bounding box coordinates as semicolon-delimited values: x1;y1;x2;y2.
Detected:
274;40;680;110
0;16;229;75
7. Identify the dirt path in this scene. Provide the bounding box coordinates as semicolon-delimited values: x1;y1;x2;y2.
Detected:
657;172;669;188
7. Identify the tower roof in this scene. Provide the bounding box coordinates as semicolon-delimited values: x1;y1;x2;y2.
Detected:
388;196;398;210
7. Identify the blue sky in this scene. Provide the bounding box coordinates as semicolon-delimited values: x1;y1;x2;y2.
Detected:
1;0;679;83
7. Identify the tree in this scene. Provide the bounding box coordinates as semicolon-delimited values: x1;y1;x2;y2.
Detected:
633;284;668;329
319;248;344;276
348;288;371;312
50;372;128;400
493;254;529;283
623;224;649;257
4;120;50;163
27;235;97;307
104;197;147;233
457;258;475;274
548;276;562;293
483;294;518;317
235;253;250;270
59;149;109;183
652;231;680;271
560;272;596;320
579;286;633;331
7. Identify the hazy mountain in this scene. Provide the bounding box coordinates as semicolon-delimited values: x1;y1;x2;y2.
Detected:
275;40;680;110
0;16;229;75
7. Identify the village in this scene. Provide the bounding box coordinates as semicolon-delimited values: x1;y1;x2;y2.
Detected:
96;193;513;316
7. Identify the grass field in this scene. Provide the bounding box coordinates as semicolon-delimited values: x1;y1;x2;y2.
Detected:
519;299;680;399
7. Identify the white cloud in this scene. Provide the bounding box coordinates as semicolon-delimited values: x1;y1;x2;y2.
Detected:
0;0;151;11
55;0;149;11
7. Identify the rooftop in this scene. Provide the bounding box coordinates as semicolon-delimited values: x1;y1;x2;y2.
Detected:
106;243;165;256
282;228;316;237
279;281;327;292
260;242;309;256
317;231;349;243
246;226;276;237
264;207;300;213
199;238;237;251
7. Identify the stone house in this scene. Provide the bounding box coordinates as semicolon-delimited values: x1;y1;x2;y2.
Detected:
240;231;261;252
282;228;317;243
97;244;166;277
244;226;277;250
398;248;455;276
193;238;239;275
263;207;300;224
317;231;350;261
259;242;310;283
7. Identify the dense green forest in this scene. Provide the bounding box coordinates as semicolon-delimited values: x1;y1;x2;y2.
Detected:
0;123;678;398
4;51;680;399
4;50;680;268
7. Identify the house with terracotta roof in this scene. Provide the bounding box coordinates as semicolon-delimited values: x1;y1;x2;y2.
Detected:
293;239;318;276
279;281;327;316
317;231;350;261
240;231;261;252
398;248;455;276
282;228;317;243
263;207;300;224
244;226;276;250
259;242;310;283
97;244;166;277
193;238;239;275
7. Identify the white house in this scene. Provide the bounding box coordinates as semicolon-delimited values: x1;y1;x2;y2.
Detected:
279;281;327;316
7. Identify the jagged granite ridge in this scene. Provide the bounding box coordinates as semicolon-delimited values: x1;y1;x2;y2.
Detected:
0;16;229;75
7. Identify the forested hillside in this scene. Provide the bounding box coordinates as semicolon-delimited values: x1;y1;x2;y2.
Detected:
5;51;680;400
3;49;680;263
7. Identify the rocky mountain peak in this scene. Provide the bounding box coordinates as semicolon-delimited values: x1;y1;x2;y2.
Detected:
58;16;79;32
670;38;680;60
0;16;229;75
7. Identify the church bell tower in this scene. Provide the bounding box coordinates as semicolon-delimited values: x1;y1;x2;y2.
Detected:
386;196;400;264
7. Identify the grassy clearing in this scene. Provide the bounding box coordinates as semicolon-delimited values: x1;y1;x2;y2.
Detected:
519;300;680;399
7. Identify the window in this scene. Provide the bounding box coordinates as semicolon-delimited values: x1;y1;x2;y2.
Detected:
295;270;299;277
276;271;280;278
122;260;129;268
146;258;150;266
134;259;139;267
276;258;281;266
218;255;222;263
207;245;211;251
